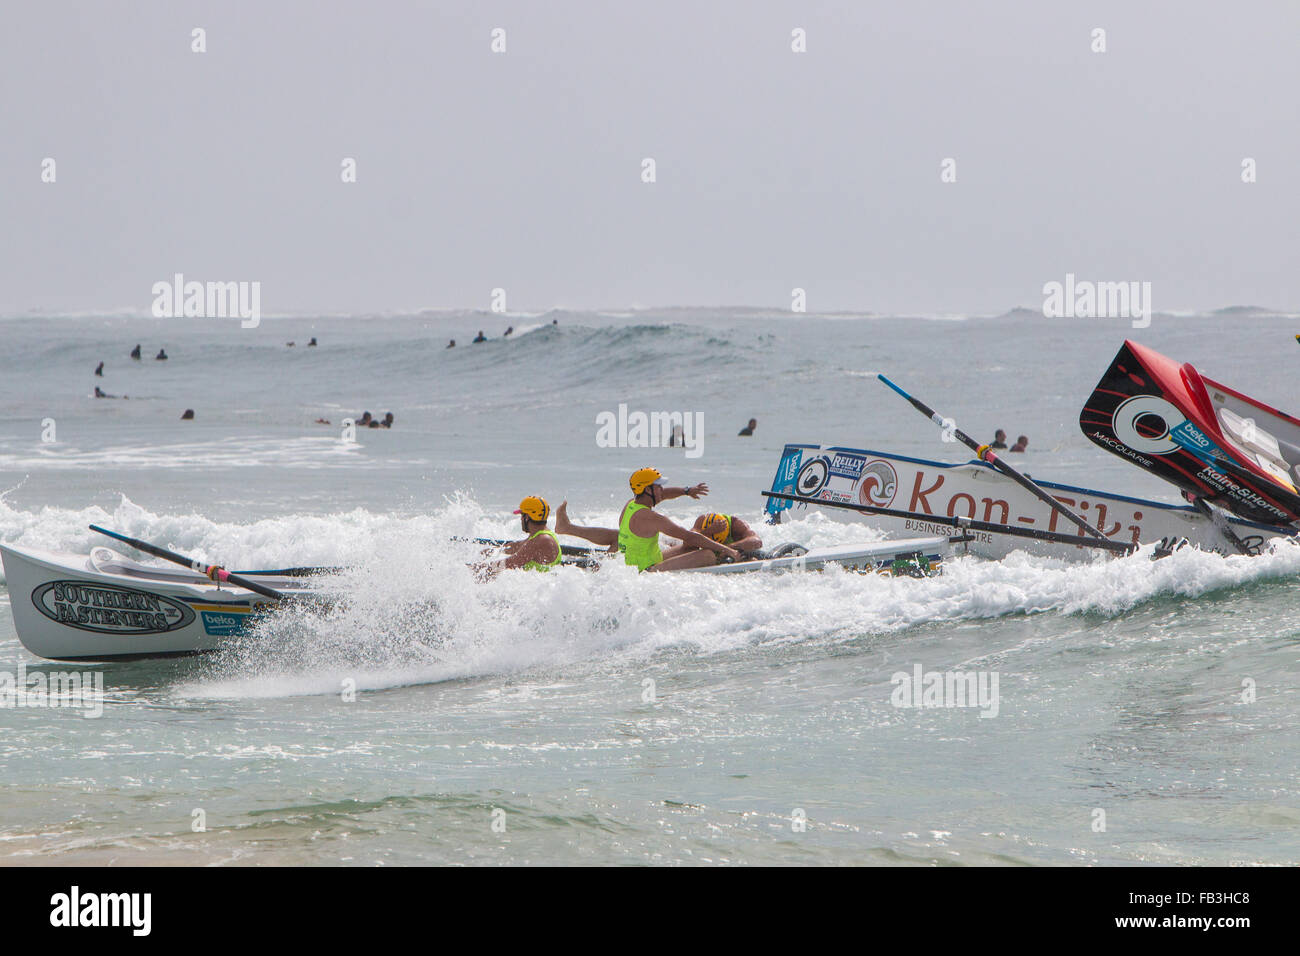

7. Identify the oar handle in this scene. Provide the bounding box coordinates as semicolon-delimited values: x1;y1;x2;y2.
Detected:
89;525;287;601
877;375;1109;541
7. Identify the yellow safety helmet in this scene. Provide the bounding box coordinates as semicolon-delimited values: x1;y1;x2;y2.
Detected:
513;495;550;522
629;467;663;496
699;513;732;543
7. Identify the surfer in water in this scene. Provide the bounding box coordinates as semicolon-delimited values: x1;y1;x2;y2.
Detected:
1010;435;1028;453
94;362;104;377
555;468;739;570
990;429;1008;450
481;496;561;575
739;418;757;436
473;330;487;343
130;345;141;360
155;348;168;360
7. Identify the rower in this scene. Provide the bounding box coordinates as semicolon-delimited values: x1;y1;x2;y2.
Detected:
688;512;763;555
490;496;562;572
555;467;739;571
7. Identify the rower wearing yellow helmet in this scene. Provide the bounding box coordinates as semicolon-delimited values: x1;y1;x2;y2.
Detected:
555;468;740;571
486;495;562;574
686;512;763;555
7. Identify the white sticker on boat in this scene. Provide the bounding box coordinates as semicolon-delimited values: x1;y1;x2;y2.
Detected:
32;581;196;635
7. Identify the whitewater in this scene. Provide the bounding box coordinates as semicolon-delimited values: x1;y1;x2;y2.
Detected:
2;308;1298;865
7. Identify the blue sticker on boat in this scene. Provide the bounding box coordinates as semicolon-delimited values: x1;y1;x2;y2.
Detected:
1169;420;1228;464
200;611;246;637
767;445;805;517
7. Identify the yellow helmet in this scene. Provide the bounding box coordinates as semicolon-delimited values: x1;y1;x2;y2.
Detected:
629;467;663;495
513;495;550;522
699;513;732;543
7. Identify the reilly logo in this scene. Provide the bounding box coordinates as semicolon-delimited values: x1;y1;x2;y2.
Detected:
50;886;151;936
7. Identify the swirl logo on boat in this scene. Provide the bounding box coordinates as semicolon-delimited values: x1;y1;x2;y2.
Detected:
858;460;898;507
32;581;196;635
1112;395;1184;455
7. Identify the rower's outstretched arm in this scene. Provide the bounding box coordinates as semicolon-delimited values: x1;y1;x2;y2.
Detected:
659;483;708;501
554;501;618;549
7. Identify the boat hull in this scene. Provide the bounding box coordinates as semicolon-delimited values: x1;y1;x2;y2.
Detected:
0;544;312;662
1081;340;1300;527
765;443;1283;560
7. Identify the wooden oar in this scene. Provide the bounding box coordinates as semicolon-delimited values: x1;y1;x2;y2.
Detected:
89;525;288;600
877;374;1111;543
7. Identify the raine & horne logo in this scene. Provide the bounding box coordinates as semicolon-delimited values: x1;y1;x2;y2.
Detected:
596;403;704;459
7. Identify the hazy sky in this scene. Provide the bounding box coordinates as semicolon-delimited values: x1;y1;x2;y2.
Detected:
2;1;1297;315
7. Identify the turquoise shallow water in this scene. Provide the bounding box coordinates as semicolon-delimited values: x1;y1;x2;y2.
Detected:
2;309;1299;865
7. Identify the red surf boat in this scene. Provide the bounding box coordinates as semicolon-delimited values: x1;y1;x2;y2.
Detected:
1081;340;1300;529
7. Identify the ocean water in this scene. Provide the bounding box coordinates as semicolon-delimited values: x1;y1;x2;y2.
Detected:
2;307;1299;865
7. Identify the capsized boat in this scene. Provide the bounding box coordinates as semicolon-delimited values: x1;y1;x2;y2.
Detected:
764;344;1299;560
763;444;1279;560
1082;339;1300;528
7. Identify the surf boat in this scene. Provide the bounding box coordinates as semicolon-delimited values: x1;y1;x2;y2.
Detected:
765;343;1298;561
0;542;319;662
2;532;955;662
764;443;1280;561
1081;340;1300;529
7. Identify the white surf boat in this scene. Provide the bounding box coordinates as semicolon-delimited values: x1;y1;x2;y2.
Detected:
1;535;953;662
0;543;317;662
765;444;1280;560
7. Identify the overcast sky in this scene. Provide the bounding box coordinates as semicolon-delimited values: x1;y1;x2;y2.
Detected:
2;1;1297;316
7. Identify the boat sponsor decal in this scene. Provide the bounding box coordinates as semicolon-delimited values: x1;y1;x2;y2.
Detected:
32;581;196;635
1192;464;1292;523
796;457;830;496
858;459;898;508
1169;420;1229;464
819;451;869;503
766;446;806;518
1111;395;1185;456
198;610;248;637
